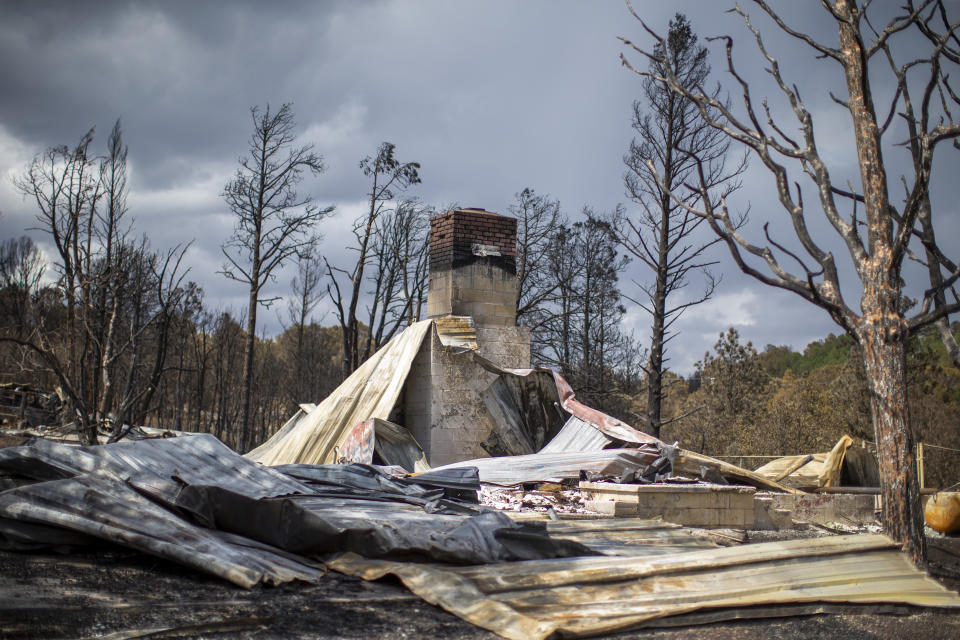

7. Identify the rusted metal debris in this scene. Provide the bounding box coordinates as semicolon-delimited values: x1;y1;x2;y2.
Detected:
328;534;960;640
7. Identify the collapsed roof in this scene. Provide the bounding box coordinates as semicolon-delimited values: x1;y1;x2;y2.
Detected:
0;313;953;638
247;318;794;493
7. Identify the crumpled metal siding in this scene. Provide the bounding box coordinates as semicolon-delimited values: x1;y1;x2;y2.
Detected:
431;447;661;485
372;418;431;472
0;435;599;586
548;370;659;445
479;369;568;456
335;418;430;473
0;433;311;501
246;319;433;466
537;415;613;454
327;534;960;640
0;471;325;588
472;358;657;452
252;318;658;468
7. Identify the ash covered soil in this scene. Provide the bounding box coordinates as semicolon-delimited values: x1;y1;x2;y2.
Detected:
2;536;960;640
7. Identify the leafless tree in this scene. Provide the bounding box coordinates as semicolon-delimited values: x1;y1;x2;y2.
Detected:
361;199;430;357
621;0;960;565
105;238;191;441
510;188;566;324
169;282;204;431
875;7;960;369
8;122;191;443
220;103;332;451
326;142;420;375
15;127;100;397
286;245;325;403
0;236;45;336
612;14;746;439
532;214;641;415
91;120;133;428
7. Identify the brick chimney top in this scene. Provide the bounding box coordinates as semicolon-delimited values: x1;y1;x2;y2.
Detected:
427;208;518;326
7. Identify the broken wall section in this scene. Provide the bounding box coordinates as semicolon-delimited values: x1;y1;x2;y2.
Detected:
405;329;504;467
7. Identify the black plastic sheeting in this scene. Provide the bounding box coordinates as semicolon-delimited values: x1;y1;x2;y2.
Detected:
273;463;483;515
0;471;326;587
0;434;592;587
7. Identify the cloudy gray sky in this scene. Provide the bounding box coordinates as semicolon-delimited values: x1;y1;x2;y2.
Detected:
1;0;957;374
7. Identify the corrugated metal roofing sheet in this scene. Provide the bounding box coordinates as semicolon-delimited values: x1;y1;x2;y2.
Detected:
3;435;958;639
328;534;960;640
431;447;661;485
0;435;599;585
540;518;720;556
538;415;613;454
246;320;433;466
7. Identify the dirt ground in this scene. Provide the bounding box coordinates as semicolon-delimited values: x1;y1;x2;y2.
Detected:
2;535;960;640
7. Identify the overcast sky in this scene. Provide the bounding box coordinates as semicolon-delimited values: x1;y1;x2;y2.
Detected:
1;0;957;374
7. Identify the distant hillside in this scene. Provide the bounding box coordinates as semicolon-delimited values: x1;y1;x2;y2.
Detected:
759;323;960;379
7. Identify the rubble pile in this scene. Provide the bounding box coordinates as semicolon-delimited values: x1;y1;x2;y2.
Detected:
480;484;591;515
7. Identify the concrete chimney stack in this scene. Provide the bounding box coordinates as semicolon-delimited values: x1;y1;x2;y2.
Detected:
403;207;532;466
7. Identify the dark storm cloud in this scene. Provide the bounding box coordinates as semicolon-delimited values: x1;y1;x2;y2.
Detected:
1;1;957;373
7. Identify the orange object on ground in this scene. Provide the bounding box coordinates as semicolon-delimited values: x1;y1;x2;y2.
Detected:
925;491;960;534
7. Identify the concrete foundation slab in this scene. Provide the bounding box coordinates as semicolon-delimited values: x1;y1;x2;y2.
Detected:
580;482;756;529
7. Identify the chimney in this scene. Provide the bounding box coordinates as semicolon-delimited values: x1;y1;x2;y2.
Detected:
405;206;531;466
427;208;518;326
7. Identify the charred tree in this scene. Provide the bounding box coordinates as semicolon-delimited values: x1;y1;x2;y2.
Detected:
221;103;332;452
11;123;189;443
532;215;640;415
361;199;430;358
0;236;45;337
325;142;420;375
510;188;565;324
613;13;745;438
286;245;325;404
621;0;960;565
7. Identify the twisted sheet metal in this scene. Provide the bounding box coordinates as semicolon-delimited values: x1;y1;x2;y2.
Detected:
431;447;661;486
0;435;596;585
328;534;960;640
0;472;325;588
537;415;613;454
246;319;433;466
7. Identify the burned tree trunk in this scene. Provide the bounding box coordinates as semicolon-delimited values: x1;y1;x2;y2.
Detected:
221;103;331;452
610;14;743;439
646;239;668;437
858;314;925;564
838;0;925;564
620;0;960;565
